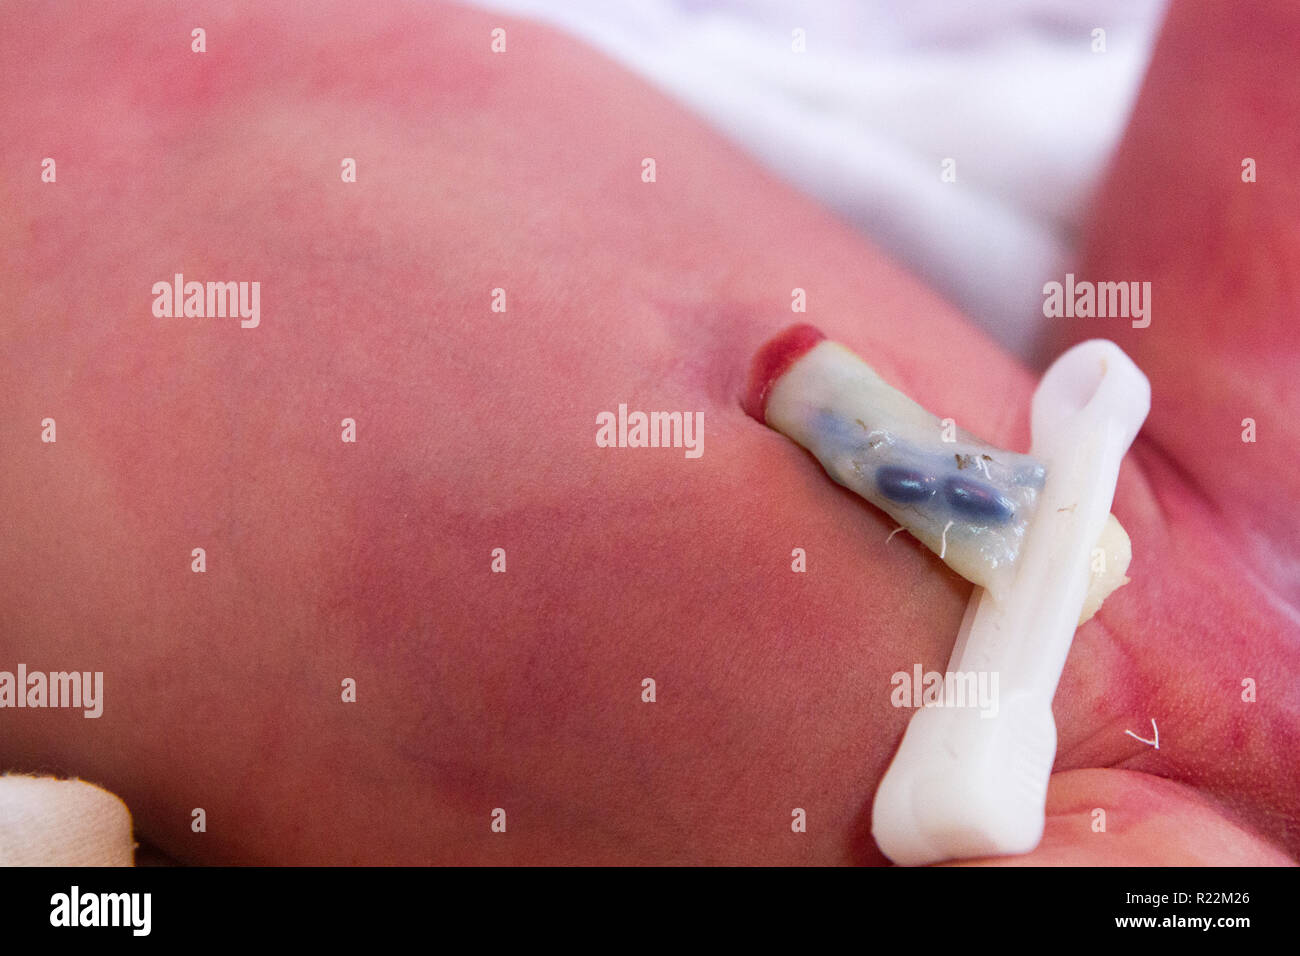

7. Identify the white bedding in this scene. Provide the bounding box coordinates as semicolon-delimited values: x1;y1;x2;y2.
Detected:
464;0;1169;361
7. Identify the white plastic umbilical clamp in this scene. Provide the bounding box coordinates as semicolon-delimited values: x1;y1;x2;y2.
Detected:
871;339;1151;865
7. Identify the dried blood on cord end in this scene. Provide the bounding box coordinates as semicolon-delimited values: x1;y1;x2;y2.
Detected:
741;323;826;423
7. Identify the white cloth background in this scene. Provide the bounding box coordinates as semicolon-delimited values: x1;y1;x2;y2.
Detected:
465;0;1169;361
0;775;134;866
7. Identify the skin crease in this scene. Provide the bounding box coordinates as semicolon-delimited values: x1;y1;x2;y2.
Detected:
0;1;1295;866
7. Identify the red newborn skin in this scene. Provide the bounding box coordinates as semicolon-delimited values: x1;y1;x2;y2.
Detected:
741;324;826;423
0;0;1296;866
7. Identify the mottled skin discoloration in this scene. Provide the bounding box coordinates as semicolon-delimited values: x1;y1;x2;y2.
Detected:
0;0;1296;864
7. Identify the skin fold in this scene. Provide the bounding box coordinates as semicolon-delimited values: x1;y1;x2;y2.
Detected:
0;0;1295;865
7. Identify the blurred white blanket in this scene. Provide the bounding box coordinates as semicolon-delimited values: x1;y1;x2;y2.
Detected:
0;775;134;866
466;0;1168;360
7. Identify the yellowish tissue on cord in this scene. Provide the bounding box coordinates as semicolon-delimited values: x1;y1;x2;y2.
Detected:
1079;513;1132;625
